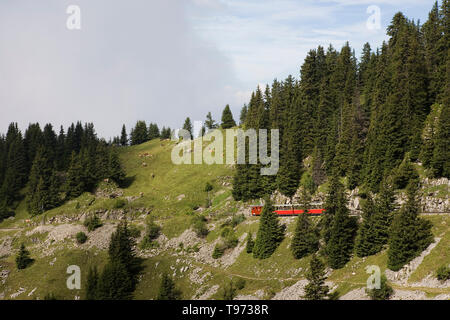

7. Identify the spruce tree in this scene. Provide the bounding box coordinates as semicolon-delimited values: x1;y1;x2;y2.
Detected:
205;112;217;130
387;181;433;271
221;105;236;129
107;149;126;185
304;255;329;300
96;221;141;299
130;121;148;145
182;117;193;138
325;174;358;269
253;198;285;259
85;266;99;300
291;212;319;259
239;104;248;125
157;273;181;300
245;232;254;253
355;195;378;257
431;102;449;177
16;243;33;269
120;125;128;146
66;152;85;199
148;123;160;140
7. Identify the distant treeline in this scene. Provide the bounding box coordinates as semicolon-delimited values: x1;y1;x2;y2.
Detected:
0;122;126;221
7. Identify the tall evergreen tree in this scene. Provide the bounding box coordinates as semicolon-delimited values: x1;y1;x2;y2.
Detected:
291;212;319;259
387;181;433;271
157;273;181;300
120;125;128;146
130;121;148;145
205;112;217;130
85;266;99;300
182;117;193;138
239;105;248;125
324;174;358;269
253;198;285;259
221;105;236;129
304;255;329;300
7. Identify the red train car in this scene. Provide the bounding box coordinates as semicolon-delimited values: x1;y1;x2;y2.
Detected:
250;204;325;216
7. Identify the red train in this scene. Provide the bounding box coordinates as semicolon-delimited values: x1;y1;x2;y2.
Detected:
251;204;326;216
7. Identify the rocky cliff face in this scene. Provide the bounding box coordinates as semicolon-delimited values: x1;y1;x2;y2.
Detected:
270;177;449;214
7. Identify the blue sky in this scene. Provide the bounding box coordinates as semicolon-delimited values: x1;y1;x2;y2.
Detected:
0;0;435;138
187;0;433;96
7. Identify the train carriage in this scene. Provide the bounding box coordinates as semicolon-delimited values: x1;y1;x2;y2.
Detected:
250;203;325;216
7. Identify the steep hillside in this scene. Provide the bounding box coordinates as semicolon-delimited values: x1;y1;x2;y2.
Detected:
0;138;449;300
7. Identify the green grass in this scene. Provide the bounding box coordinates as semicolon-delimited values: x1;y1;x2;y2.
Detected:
1;137;449;300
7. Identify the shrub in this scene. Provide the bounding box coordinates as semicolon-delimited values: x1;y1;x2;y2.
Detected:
44;293;58;300
128;225;141;238
231;214;245;227
16;243;33;270
192;215;209;237
84;215;102;232
147;221;161;241
436;265;450;281
212;243;225;259
76;232;87;244
245;232;254;253
113;198;126;209
204;182;213;193
221;226;232;238
224;232;238;249
234;278;246;290
221;280;237;300
366;275;393;300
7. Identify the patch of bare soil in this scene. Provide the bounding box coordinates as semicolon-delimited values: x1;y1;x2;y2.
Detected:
0;237;12;257
85;223;117;250
193;284;220;300
339;288;370;300
235;289;265;300
272;280;308;300
409;274;450;288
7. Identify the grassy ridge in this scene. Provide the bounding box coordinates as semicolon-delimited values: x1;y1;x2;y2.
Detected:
0;138;449;300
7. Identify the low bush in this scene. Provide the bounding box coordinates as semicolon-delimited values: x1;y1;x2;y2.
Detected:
76;232;87;244
436;265;450;281
83;215;102;232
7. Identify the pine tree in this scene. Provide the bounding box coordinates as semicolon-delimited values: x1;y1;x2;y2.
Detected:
245;232;254;253
66;152;85;199
148;123;160;140
291;212;319;259
431;102;449;177
85;266;99;300
107;149;126;185
205;112;217;130
355;195;377;257
253;198;285;259
221;105;236;129
387;181;433;271
325;174;358;269
157;273;181;300
239;105;248;125
26;147;53;215
16;243;33;269
130;121;148;145
120;125;128;146
96;221;141;300
276;112;302;200
182;117;193;138
304;255;329;300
